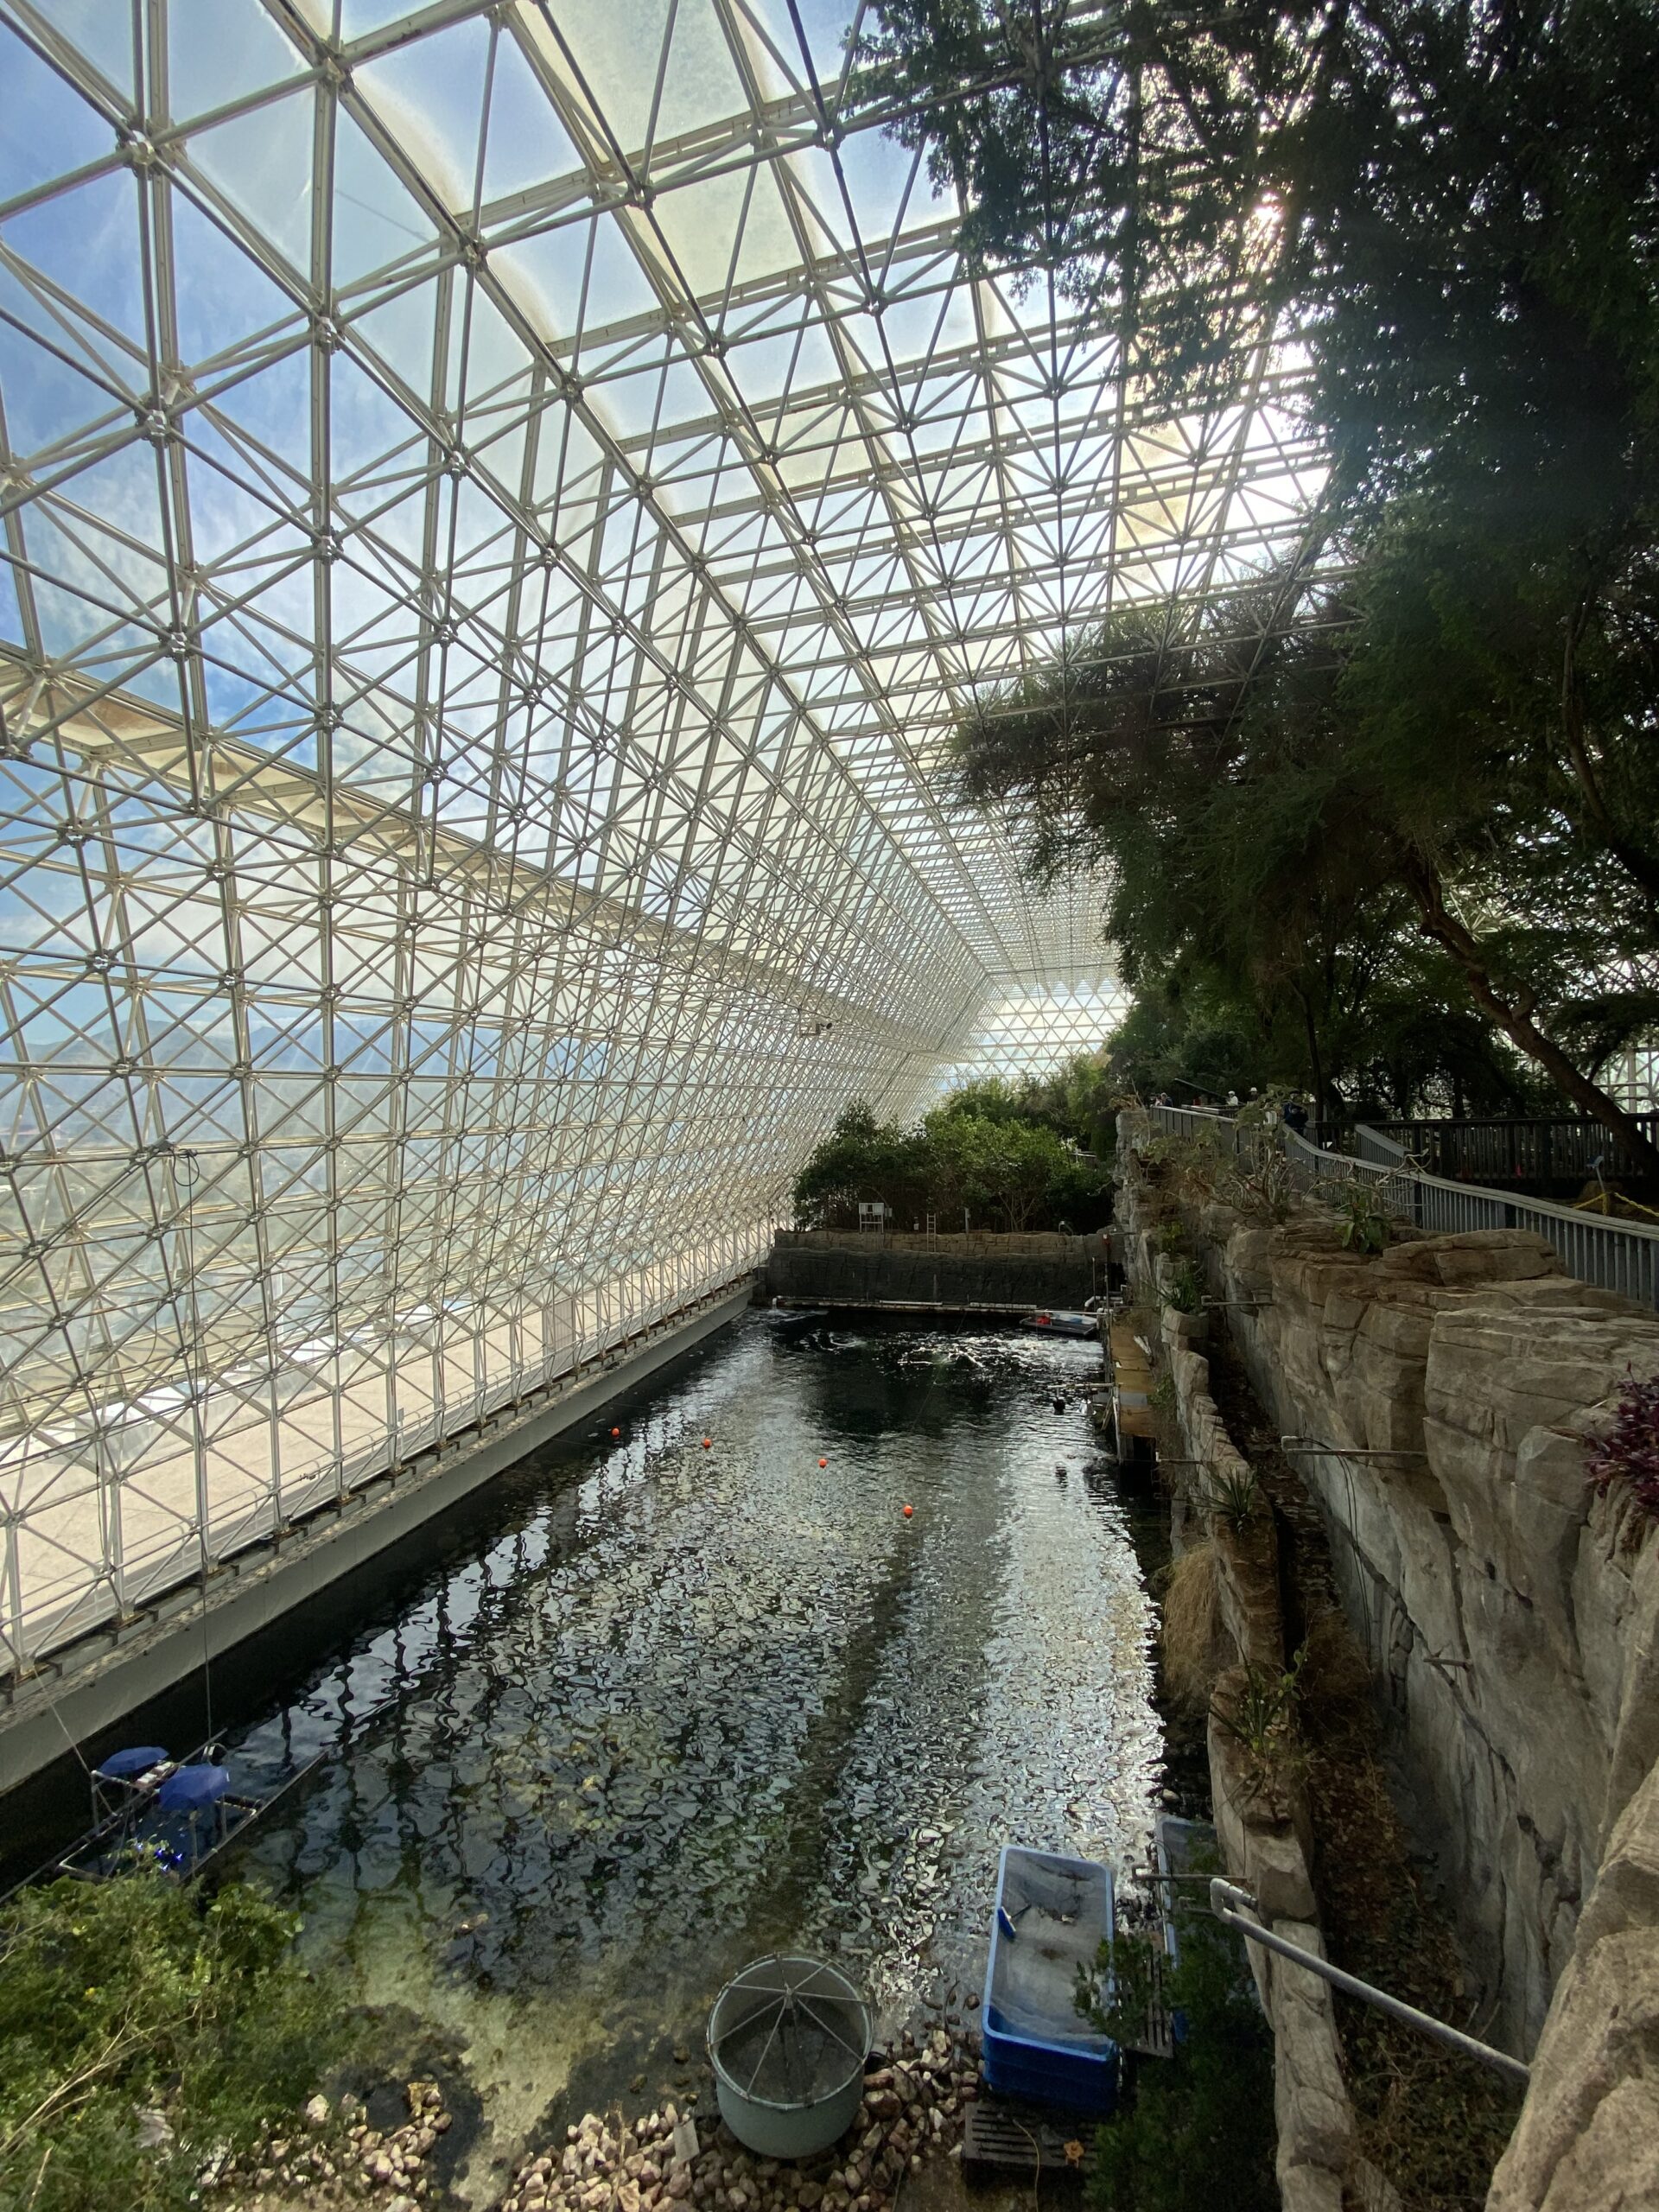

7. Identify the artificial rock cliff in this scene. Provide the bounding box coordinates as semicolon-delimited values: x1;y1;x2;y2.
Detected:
1114;1113;1659;2204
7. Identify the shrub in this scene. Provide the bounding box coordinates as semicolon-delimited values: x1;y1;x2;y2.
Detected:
1079;1893;1276;2212
1211;1646;1308;1801
0;1872;355;2212
1297;1608;1377;1734
1231;1150;1293;1224
1335;1179;1393;1255
1586;1367;1659;1521
1163;1260;1205;1313
1198;1464;1260;1532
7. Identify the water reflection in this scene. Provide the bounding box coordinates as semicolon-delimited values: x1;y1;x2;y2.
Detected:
229;1317;1160;2166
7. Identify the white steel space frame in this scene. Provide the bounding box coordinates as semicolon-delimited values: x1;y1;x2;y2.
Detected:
0;0;1324;1679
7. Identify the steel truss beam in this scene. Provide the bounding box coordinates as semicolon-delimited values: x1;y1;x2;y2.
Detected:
0;0;1326;1676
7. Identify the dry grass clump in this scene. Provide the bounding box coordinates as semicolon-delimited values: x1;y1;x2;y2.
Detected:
1160;1541;1226;1714
1296;1606;1376;1733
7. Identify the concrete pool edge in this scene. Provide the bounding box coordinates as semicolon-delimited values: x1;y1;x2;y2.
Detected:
0;1279;756;1796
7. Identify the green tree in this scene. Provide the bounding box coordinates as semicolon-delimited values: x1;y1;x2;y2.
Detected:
952;568;1659;1165
863;0;1659;1165
791;1090;1112;1230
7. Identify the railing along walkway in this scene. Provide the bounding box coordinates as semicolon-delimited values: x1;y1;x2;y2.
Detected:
1146;1103;1659;1313
1361;1112;1659;1192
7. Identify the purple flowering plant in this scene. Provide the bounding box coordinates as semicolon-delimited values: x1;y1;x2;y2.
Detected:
1586;1369;1659;1520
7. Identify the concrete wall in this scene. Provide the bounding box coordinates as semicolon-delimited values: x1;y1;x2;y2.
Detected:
765;1229;1103;1309
0;1281;752;1796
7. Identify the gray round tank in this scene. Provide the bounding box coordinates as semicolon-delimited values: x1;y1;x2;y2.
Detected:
707;1955;872;2159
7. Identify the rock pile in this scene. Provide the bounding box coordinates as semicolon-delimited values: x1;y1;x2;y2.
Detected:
207;2078;454;2209
496;2031;976;2212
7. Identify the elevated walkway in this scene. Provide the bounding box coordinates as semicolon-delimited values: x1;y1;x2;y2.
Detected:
1149;1105;1659;1312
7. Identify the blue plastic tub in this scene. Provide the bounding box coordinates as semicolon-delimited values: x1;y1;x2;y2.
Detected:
981;1845;1118;2113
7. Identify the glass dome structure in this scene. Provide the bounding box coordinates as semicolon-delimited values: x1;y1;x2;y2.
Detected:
0;0;1324;1673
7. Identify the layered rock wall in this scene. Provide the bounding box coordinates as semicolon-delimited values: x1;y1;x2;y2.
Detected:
1158;1299;1357;2212
1117;1111;1659;2209
1117;1116;1659;2055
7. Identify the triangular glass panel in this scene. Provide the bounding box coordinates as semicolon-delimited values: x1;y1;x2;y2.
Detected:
206;345;315;486
0;312;117;462
28;0;135;98
168;188;302;372
187;86;318;279
329;350;423;488
481;27;581;209
1;168;149;354
167;0;302;127
354;17;493;220
0;21;114;200
348;276;441;402
331;109;441;291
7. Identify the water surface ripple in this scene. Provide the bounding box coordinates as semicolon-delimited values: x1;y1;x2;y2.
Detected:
229;1317;1160;2155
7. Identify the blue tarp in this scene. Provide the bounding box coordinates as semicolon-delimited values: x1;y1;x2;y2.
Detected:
96;1745;168;1781
156;1764;231;1812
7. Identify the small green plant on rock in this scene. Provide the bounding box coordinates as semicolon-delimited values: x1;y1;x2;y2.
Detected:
1212;1645;1308;1801
1150;1370;1177;1414
1151;1222;1190;1258
1163;1259;1205;1313
1199;1464;1260;1531
1336;1179;1393;1254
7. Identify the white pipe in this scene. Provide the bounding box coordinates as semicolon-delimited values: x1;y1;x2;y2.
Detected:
1208;1879;1529;2089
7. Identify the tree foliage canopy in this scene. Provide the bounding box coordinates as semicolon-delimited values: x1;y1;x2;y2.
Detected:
864;0;1659;1154
953;550;1659;1138
792;1071;1114;1231
860;1;1659;516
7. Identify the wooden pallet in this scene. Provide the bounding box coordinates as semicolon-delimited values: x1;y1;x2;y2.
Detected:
962;2098;1096;2183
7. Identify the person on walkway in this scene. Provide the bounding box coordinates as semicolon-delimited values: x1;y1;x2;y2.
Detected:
1283;1095;1310;1136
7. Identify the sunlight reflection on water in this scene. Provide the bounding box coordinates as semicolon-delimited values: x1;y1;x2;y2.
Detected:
230;1315;1160;2175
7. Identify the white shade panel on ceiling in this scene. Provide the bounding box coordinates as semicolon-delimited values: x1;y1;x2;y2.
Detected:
0;0;1323;1675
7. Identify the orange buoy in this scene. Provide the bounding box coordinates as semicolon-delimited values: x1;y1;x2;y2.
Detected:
702;1436;712;1450
902;1503;914;1518
818;1457;828;1468
611;1426;620;1438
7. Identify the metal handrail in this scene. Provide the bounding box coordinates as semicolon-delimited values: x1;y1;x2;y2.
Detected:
1363;1112;1659;1190
1353;1122;1408;1168
1142;1103;1659;1312
1208;1880;1529;2088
